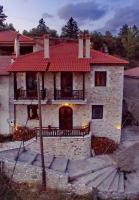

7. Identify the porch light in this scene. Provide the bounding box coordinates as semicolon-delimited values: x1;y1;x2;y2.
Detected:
64;103;70;106
116;124;121;130
82;122;88;129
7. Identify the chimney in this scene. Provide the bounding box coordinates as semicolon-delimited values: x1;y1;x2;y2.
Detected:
14;33;20;58
85;34;91;58
78;34;84;58
44;34;49;58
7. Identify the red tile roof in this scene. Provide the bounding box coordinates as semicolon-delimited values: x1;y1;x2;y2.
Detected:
0;56;11;75
8;42;128;72
125;67;139;78
0;30;35;45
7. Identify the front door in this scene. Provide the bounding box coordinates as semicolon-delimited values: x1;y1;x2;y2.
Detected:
59;106;73;130
61;72;72;98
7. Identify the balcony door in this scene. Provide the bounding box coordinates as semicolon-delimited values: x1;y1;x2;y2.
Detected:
59;106;73;130
26;72;37;98
61;72;73;98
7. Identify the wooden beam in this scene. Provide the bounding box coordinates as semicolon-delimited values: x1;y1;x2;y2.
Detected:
53;73;56;100
83;73;85;100
14;73;17;99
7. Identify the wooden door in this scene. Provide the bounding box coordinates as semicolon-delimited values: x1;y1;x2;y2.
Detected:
59;106;73;130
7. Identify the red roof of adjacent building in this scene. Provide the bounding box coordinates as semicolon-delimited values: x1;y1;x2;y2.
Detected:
125;67;139;78
0;30;35;45
8;42;129;72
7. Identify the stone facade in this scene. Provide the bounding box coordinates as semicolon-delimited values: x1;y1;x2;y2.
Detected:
124;76;139;121
0;75;10;134
6;65;124;159
11;66;124;145
31;134;91;160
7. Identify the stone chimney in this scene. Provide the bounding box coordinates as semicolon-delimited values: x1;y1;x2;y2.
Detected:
85;34;91;58
78;34;84;58
14;33;20;58
44;34;49;58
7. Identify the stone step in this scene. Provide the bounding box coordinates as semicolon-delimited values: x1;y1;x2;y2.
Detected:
87;167;116;189
68;156;112;181
118;172;125;193
125;179;139;194
108;172;119;192
97;169;117;192
73;166;115;185
33;154;54;168
50;156;68;172
18;150;37;163
126;172;139;185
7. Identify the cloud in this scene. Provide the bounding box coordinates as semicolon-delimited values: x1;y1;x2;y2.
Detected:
42;12;53;19
99;1;139;33
58;1;107;24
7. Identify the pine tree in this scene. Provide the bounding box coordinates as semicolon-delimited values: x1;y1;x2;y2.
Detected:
61;17;79;39
0;5;7;30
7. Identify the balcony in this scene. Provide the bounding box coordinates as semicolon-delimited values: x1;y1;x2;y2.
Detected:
54;89;84;100
15;89;46;100
35;125;90;137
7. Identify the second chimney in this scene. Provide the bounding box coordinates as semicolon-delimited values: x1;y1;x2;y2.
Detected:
44;34;49;58
85;34;91;58
14;33;20;58
78;34;84;58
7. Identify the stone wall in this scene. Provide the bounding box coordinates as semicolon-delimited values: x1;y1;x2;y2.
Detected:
15;104;91;128
85;66;124;143
3;159;69;190
30;133;91;160
124;77;139;121
0;75;10;134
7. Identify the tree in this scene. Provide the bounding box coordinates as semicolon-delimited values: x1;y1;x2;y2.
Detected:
119;24;129;37
0;5;7;30
121;27;139;60
90;31;104;50
23;18;58;38
61;17;79;39
4;23;16;31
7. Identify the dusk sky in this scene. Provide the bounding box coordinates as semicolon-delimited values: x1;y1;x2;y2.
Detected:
0;0;138;34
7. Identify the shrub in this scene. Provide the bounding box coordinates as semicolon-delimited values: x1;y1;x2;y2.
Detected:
91;136;118;155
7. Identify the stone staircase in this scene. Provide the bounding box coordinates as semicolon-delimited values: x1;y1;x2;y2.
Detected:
1;148;139;199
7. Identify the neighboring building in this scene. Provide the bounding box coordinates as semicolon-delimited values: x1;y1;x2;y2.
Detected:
0;30;35;55
0;56;11;134
0;31;35;134
124;67;139;122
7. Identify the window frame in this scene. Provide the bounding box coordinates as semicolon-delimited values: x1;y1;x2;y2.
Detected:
27;105;39;120
95;71;107;87
92;105;103;119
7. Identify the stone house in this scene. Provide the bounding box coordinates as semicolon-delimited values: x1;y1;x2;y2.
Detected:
6;34;128;159
0;31;35;134
124;67;139;122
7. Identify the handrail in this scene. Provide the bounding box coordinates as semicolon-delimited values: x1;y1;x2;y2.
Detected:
15;89;46;100
55;89;84;100
35;125;90;137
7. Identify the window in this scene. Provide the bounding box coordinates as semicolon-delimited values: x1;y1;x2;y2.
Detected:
92;105;103;119
95;71;106;86
27;105;38;120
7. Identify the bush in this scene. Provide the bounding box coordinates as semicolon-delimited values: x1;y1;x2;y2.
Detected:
91;136;118;155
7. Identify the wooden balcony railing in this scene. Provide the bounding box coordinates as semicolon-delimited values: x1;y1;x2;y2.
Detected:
35;125;90;137
15;89;46;100
55;90;84;100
